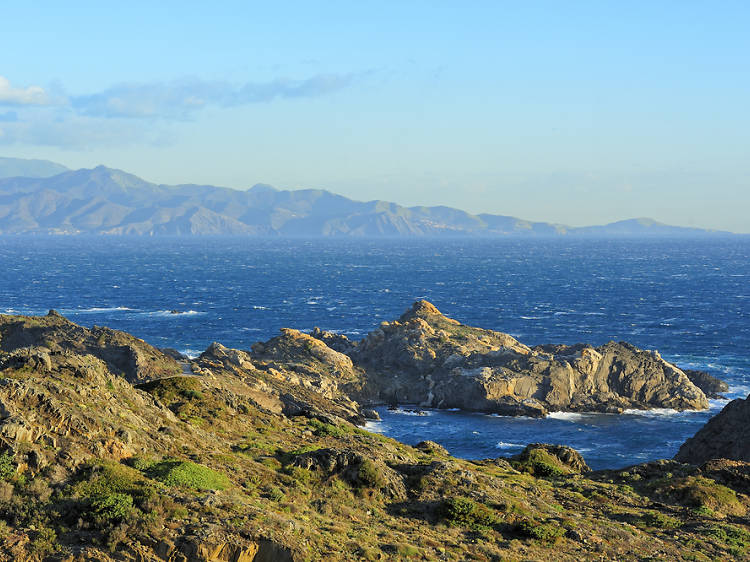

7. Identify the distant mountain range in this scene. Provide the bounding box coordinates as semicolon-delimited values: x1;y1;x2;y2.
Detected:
0;159;735;237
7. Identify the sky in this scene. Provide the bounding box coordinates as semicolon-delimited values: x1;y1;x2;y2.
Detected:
1;1;749;232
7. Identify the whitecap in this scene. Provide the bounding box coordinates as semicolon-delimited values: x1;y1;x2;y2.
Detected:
142;310;205;318
547;411;586;421
389;408;432;417
179;349;201;359
496;441;525;450
364;421;383;432
622;408;683;417
252;305;268;310
71;306;132;314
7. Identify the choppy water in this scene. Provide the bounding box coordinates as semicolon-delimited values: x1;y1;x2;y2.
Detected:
0;236;747;469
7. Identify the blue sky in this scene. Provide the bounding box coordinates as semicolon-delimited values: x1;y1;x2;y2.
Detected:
1;1;749;232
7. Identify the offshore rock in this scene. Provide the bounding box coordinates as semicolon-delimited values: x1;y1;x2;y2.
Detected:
352;300;710;415
675;394;750;464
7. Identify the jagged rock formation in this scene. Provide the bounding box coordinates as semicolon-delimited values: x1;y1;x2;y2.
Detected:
196;329;366;424
351;300;709;415
675;394;750;464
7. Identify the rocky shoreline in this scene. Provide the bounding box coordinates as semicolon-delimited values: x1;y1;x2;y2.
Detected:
0;305;747;561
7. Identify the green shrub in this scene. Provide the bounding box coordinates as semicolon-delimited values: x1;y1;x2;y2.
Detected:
91;492;135;523
512;449;566;478
145;459;230;491
357;459;384;488
0;451;15;481
28;526;58;556
267;486;286;502
703;524;750;550
653;476;745;516
308;419;349;438
439;497;497;529
74;460;156;503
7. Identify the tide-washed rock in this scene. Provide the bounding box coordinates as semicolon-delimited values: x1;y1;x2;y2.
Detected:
675;394;750;464
684;369;729;398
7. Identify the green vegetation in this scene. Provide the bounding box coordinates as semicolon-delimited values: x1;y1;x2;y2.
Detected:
141;459;230;491
0;451;15;480
512;448;566;477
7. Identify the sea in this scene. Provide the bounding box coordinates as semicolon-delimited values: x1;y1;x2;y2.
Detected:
0;236;747;470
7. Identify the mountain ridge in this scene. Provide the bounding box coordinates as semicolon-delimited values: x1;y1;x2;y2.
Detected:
0;160;737;236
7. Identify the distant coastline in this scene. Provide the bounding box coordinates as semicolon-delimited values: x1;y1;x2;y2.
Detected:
0;158;740;237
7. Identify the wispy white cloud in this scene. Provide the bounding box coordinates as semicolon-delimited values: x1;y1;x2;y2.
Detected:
0;72;356;148
0;76;54;106
71;74;353;119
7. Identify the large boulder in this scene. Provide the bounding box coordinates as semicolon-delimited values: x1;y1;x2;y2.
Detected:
675;394;750;464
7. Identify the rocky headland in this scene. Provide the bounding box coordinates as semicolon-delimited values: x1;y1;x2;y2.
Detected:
0;307;747;561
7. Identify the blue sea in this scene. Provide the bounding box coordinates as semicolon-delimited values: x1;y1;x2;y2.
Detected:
0;236;748;470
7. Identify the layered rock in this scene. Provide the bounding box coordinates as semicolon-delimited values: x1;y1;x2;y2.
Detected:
351;300;709;415
675;394;750;464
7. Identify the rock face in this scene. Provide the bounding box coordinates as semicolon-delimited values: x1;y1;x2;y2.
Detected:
351;301;709;415
675;394;750;464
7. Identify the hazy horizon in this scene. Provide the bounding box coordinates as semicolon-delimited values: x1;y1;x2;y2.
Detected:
1;2;748;233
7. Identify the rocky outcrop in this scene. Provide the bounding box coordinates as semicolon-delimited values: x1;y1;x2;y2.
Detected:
512;443;590;474
675;394;750;464
195;329;366;424
0;310;181;383
289;447;406;499
351;301;710;415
